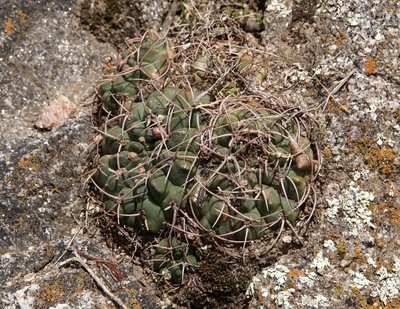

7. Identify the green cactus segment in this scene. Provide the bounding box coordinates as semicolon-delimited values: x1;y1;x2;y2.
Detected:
111;76;138;96
232;209;265;241
102;126;130;155
168;90;209;131
284;170;306;201
146;87;176;115
141;198;165;233
137;35;170;78
167;128;200;153
214;113;239;147
100;76;139;113
280;196;299;225
147;170;186;207
95;91;313;241
199;197;228;231
154;238;198;283
168;153;198;186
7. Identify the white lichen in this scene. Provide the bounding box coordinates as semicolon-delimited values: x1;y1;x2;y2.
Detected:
49;305;71;309
325;177;375;236
323;239;337;252
367;256;377;268
300;294;330;308
352;272;372;289
4;284;40;309
371;258;400;304
275;289;295;309
310;251;331;274
377;266;390;281
298;272;318;288
266;0;291;18
262;264;290;288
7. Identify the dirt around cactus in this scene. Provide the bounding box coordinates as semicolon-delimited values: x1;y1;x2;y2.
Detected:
79;0;170;48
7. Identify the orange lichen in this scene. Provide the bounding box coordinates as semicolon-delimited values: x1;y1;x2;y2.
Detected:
368;299;400;309
322;147;333;159
372;148;396;161
130;299;143;309
335;30;348;46
4;18;14;36
289;268;304;279
365;58;377;76
394;108;400;120
385;300;400;309
349;136;398;176
18;153;41;172
354;246;365;259
365;148;397;175
391;208;400;224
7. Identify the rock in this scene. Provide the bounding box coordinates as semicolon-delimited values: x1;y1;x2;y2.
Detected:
35;95;76;130
0;1;160;308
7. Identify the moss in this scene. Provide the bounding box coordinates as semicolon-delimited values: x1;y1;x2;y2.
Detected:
326;98;349;113
322;147;333;160
38;283;62;303
350;287;368;308
375;238;385;249
336;241;348;257
335;281;345;297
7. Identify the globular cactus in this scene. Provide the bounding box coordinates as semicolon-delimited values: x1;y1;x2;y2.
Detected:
92;31;319;283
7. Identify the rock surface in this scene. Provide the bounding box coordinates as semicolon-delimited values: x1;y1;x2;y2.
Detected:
248;0;400;308
0;1;160;308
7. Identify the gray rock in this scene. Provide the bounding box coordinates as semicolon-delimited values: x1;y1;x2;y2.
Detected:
0;1;160;308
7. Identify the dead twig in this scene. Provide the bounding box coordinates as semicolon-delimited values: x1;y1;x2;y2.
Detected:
161;0;180;34
59;249;129;309
316;69;355;113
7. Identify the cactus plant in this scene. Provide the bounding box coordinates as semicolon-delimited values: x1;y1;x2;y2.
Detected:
92;31;319;284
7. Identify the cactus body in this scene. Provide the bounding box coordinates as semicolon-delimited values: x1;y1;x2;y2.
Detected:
93;32;318;284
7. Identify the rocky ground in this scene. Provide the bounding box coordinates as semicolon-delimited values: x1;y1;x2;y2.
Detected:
0;0;399;308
